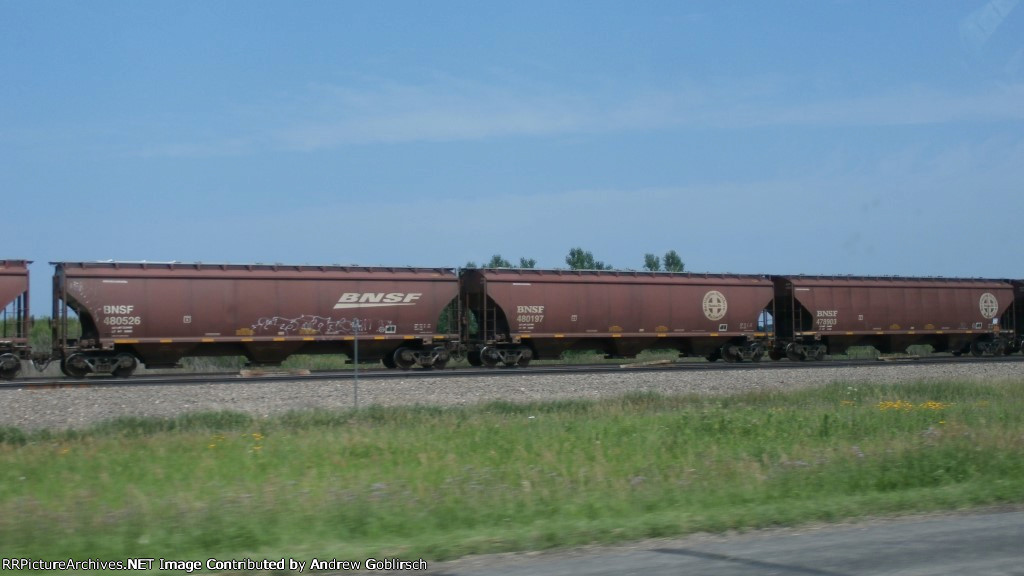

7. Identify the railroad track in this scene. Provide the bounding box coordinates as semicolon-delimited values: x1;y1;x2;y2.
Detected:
4;354;1021;391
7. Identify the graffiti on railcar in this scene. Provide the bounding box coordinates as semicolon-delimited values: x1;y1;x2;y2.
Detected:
250;315;398;336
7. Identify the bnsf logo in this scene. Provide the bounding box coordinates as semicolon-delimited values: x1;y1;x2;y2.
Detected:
334;293;422;309
104;305;135;314
517;305;545;314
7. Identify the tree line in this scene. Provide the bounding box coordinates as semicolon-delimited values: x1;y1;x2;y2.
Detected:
465;248;684;272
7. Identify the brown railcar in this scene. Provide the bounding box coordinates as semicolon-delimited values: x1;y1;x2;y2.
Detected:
52;261;460;377
1012;280;1024;352
0;260;31;380
460;268;774;366
771;276;1015;360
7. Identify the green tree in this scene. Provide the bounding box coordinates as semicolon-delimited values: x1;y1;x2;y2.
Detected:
487;254;513;268
643;253;661;271
663;250;685;272
470;255;536;269
565;247;612;270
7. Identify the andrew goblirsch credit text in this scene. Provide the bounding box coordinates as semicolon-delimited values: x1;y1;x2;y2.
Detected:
2;556;429;572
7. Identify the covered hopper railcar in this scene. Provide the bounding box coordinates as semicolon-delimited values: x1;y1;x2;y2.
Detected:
460;268;774;366
51;261;460;378
770;276;1016;360
6;262;1024;380
0;260;31;380
1011;280;1024;352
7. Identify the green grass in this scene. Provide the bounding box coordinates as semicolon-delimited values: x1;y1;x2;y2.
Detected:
2;380;1024;568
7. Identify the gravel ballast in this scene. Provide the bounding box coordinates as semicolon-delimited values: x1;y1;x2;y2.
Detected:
1;362;1020;432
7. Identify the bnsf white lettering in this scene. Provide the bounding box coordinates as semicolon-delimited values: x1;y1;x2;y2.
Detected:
815;310;839;330
517;305;545;314
334;293;422;309
103;305;135;314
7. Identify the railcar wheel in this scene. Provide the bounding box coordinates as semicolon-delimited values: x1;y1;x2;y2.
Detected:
705;349;721;362
480;346;500;368
467;350;482;367
721;344;742;363
785;343;806;362
111;354;138;378
393;347;416;370
785;345;805;362
514;346;533;367
433;347;452;370
768;350;784;361
0;354;20;380
60;354;90;379
750;345;764;363
970;341;985;357
381;352;397;369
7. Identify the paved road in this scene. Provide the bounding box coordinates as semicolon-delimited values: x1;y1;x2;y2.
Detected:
426;508;1024;575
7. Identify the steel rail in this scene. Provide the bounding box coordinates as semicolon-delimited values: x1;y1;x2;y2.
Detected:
2;354;1022;391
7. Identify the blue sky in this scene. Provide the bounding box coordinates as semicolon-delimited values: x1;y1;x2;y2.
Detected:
4;1;1023;308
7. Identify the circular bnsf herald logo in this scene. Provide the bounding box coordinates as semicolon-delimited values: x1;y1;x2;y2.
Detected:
979;293;998;319
703;291;728;321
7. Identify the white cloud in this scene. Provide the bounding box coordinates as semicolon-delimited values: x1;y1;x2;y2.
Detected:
272;79;618;149
264;73;1024;145
758;84;1024;128
131;138;256;159
130;74;1024;157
